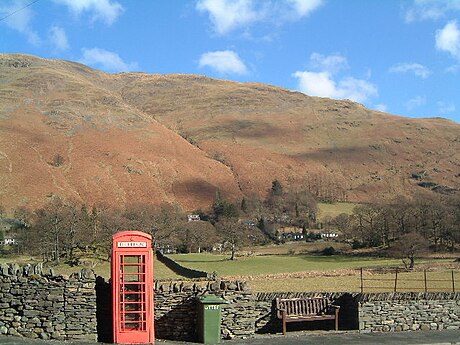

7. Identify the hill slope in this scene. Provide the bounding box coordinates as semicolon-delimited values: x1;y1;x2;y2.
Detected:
0;54;459;211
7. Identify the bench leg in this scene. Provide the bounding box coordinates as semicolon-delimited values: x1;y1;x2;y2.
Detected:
335;308;339;331
282;312;287;335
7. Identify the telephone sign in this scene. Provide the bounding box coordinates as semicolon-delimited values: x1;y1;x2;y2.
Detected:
117;242;148;248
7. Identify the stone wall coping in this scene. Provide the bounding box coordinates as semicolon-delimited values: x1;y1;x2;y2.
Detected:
0;262;95;282
256;291;460;302
356;292;460;302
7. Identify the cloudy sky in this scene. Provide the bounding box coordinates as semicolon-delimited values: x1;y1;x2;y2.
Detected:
1;0;459;123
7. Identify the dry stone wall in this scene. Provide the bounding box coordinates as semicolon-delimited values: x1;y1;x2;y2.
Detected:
0;263;97;341
154;279;255;341
358;292;460;333
0;263;459;342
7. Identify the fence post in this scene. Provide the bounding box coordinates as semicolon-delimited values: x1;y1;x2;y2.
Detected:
424;269;427;293
360;268;363;294
452;271;455;293
394;268;398;292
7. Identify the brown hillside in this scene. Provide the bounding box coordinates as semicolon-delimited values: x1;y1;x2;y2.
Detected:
0;54;459;211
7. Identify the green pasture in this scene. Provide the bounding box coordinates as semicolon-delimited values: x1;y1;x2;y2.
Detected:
317;202;357;221
243;241;350;255
166;251;458;292
168;252;402;277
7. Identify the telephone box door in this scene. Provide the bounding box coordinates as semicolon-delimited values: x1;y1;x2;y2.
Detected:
112;231;154;344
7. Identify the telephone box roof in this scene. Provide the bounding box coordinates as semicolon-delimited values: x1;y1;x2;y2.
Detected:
112;230;152;241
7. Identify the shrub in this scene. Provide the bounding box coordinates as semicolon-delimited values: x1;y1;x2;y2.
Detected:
51;154;64;167
321;246;336;256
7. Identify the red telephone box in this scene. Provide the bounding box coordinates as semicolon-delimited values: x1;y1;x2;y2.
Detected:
112;231;155;344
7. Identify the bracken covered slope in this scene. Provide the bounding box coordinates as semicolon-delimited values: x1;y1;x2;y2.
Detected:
0;54;459;211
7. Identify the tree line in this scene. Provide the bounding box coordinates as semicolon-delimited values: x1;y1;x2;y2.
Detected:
324;193;460;268
10;197;249;264
1;179;319;263
2;180;458;267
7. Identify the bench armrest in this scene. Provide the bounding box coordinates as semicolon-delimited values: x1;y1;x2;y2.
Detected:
330;304;340;310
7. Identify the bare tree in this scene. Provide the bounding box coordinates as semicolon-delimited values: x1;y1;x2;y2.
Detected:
176;221;217;253
32;196;67;262
122;202;185;250
61;201;86;264
333;213;351;232
388;232;428;270
216;218;252;260
12;207;32;254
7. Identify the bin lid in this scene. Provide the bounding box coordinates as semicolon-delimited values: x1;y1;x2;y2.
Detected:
198;294;227;304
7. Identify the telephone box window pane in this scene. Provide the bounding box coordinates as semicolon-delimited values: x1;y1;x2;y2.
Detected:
120;255;146;331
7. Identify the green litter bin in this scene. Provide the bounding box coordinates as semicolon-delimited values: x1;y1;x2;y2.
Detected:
197;294;227;344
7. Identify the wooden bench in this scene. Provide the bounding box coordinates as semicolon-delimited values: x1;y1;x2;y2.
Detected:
275;297;340;335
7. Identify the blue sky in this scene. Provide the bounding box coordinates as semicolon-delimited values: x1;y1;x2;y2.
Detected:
1;0;459;123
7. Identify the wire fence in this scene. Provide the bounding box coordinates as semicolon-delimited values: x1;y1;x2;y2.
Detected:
359;268;459;293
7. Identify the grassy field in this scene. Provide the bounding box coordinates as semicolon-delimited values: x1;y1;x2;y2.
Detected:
167;251;459;292
249;274;361;292
317;202;358;221
241;241;351;256
169;252;402;277
247;269;460;292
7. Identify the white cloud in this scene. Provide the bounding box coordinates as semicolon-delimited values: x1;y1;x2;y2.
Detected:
436;20;460;59
404;0;460;23
286;0;323;17
199;50;248;75
336;77;378;104
53;0;124;25
196;0;323;35
446;64;460;73
49;26;69;51
374;104;388;112
0;0;40;45
293;71;377;104
293;53;377;104
437;101;455;114
293;71;336;98
389;62;431;78
309;52;348;74
79;48;138;72
405;96;426;110
196;0;260;35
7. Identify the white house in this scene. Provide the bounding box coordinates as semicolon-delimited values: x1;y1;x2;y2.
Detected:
0;238;17;246
320;232;339;239
187;214;201;222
